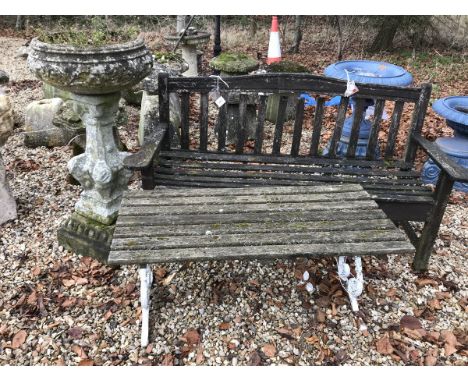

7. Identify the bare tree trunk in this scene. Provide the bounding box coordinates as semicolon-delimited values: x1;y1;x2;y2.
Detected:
335;16;343;60
16;15;23;30
369;16;400;52
176;15;186;32
249;16;257;38
289;16;303;53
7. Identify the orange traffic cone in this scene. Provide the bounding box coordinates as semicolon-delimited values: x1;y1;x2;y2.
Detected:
267;16;281;64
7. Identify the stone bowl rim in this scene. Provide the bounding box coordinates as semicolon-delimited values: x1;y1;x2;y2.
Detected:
433;96;468;127
30;36;148;55
324;60;413;87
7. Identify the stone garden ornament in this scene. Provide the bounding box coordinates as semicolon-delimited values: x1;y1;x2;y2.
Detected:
28;36;153;261
0;92;17;225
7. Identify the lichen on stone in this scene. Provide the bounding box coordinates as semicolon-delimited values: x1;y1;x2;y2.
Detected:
267;60;309;73
209;52;258;74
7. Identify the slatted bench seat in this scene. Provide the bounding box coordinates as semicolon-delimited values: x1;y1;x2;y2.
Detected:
109;184;414;346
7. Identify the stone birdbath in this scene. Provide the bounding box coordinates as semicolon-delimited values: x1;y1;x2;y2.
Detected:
209;52;259;142
165;27;210;77
422;96;468;192
28;35;153;262
323;60;413;158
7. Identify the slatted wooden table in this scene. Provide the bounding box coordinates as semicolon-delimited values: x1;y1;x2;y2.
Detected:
108;184;414;346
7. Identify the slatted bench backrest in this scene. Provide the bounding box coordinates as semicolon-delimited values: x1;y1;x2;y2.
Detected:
156;72;431;166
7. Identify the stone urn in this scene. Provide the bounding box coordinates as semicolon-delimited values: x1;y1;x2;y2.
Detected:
28;36;153;262
165;27;210;77
209;52;259;142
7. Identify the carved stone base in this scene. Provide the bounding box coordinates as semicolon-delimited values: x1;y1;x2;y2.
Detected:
57;212;115;264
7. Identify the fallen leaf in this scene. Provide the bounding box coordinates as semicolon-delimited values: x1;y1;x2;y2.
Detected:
73;277;88;285
427;298;442;310
32;266;41;276
68;327;84;339
72;345;87;358
305;335;320;345
161;353;174;366
27;290;37;305
376;334;394;355
183;329;200;346
262;343;276;358
103;310;112;320
425;355;437;366
435;291;451;300
400;315;422;330
402;327;426;340
445;343;458;356
316;310;326;323
276;327;295;340
11;330;27;349
196;345;204;365
162;272;176;286
248;350;262;366
424;331;441;343
62;279;75;287
415;278;438;288
219;322;230;330
78;359;94;366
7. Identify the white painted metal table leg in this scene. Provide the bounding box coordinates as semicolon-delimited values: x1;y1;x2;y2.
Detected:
337;256;364;312
139;264;153;347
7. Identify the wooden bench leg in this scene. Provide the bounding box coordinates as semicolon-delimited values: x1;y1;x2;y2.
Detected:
337;256;364;312
412;172;454;272
139;264;153;347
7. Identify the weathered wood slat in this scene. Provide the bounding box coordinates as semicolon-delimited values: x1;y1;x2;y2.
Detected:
199;91;209;152
236;93;249;154
254;95;267;154
327;96;350;159
272;95;289;155
158;158;420;179
155;167;422;186
385;100;404;159
309;96;325;157
291;97;305;156
346;99;366;158
160;149;413;169
109;241;414;265
125;183;363;198
122;190;369;206
113;218;395;238
112;229;406;251
117;207;387;227
158;74;422;102
216;92;228;152
180;91;190;150
366;99;385;161
120;199;378;217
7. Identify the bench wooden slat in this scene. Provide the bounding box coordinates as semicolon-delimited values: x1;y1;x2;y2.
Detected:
111;229;407;251
327;96;349;159
254;94;267;154
161;149;413;169
113;218;395;238
272;95;288;155
158;158;421;178
236;93;248;154
199;91;209;152
346;98;366;158
309;96;325;157
119;199;378;217
216;91;228;151
116;207;387;227
291;97;305;157
366;99;385;160
180;91;190;150
385;100;404;159
109;241;414;265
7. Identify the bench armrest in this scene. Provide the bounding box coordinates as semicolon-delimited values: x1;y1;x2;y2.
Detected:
412;133;468;182
124;123;168;170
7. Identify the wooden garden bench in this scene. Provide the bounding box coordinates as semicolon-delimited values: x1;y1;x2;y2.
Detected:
108;72;468;346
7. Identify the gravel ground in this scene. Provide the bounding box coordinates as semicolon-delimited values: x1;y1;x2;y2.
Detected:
0;36;467;366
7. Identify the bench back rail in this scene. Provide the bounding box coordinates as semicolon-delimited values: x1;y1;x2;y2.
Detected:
156;72;431;167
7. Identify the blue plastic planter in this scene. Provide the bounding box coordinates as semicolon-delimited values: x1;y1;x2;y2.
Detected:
422;96;468;192
323;60;413;158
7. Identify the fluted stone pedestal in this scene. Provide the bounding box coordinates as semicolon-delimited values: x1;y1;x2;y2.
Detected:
58;92;132;262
